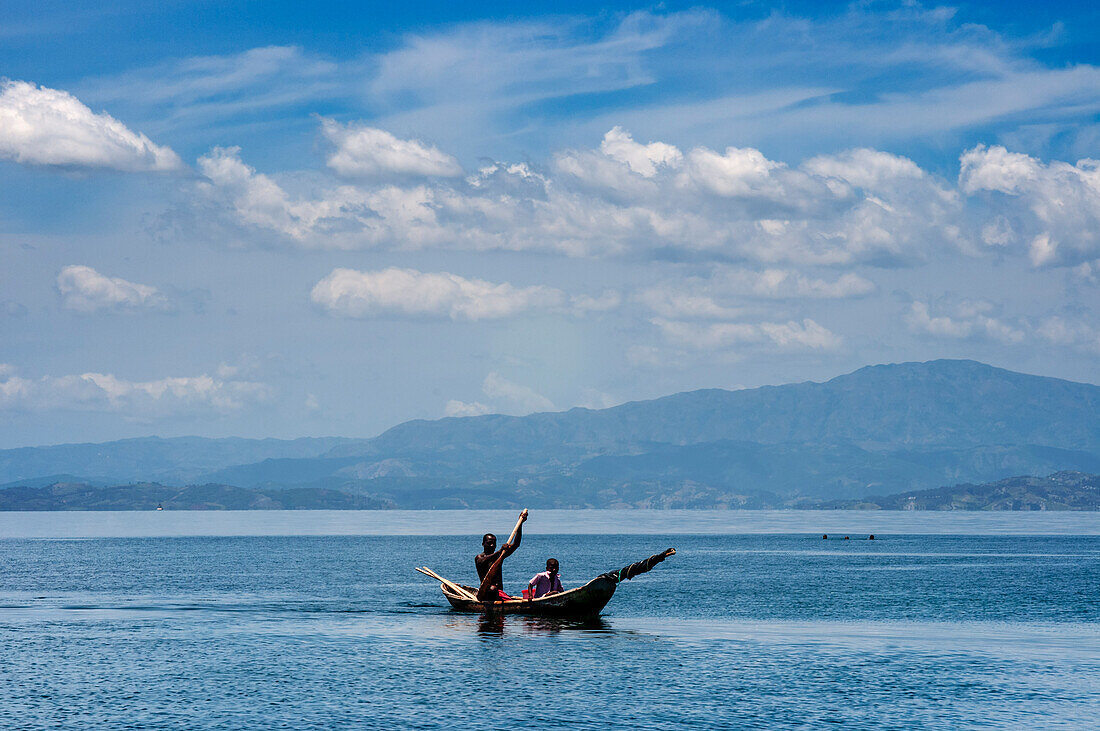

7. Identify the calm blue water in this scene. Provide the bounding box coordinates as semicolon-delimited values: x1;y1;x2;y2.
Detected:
1;512;1097;729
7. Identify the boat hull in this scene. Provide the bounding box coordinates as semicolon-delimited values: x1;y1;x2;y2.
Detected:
441;576;618;618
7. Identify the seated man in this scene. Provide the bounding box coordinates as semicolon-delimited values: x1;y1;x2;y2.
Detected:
527;558;564;599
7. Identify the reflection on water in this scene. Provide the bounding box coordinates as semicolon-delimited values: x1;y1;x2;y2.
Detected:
474;613;613;637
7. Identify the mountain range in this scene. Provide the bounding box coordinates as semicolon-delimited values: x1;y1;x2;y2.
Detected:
2;359;1099;508
814;471;1100;511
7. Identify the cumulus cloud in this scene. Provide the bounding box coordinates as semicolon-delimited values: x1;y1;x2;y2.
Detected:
195;146;451;248
905;300;1026;343
637;268;873;323
482;371;555;414
186;125;1100;274
57;265;170;313
679;145;785;198
637;288;743;320
714;268;876;299
197;146;333;243
905;300;1100;353
0;366;270;416
445;372;559;418
599;126;682;177
577;388;621;410
803;148;926;190
959;145;1100;266
570;290;622;315
191;128;971;266
1035;316;1100;354
310;267;564;320
654;317;840;350
0;80;182;171
444;399;492;417
321;119;462;178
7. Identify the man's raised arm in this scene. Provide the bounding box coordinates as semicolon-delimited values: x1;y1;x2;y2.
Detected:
502;510;526;557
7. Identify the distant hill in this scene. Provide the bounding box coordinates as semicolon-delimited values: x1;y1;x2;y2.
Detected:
2;471;1096;511
197;360;1100;502
1;360;1098;505
350;359;1100;457
0;482;393;511
814;471;1100;511
0;436;367;486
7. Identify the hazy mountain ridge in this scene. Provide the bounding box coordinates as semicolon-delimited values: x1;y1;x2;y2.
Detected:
347;360;1100;457
0;436;366;486
1;360;1098;505
0;482;393;511
814;471;1100;511
2;471;1096;511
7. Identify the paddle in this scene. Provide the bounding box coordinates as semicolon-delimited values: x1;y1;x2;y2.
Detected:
476;508;528;602
415;566;478;601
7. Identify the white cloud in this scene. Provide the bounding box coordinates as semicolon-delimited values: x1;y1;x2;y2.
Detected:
654;317;840;350
679;145;785;198
758;319;841;349
599;126;681;177
905;300;1026;343
715;268;876;299
0;368;270;416
906;301;1100;353
577;388;621;409
444;399;492;417
570;290;622;315
202;132;960;265
196;146;327;242
0;80;182;171
959;145;1040;196
960;145;1100;267
482;371;555;414
57;265;170;313
1035;316;1100;354
188;127;1100;274
554;149;657;197
321;119;462;178
637;288;743;320
447;372;563;417
803;149;926;190
310;267;564;320
638;268;873;323
195;146;452;248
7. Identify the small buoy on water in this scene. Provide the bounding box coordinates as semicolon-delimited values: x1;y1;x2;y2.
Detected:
869;534;875;540
822;534;828;539
844;536;850;540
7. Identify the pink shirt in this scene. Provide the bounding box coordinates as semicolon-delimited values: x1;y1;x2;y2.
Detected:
528;570;564;598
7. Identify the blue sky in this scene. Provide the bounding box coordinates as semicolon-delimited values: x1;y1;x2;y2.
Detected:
2;1;1099;447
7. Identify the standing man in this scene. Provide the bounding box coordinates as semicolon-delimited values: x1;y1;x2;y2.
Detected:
475;509;527;600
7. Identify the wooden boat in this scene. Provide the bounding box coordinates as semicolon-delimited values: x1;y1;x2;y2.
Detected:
417;548;675;619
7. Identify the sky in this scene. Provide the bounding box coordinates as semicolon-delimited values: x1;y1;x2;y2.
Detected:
1;0;1099;448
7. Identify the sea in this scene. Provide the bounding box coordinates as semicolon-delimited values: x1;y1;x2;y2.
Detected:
0;510;1097;730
